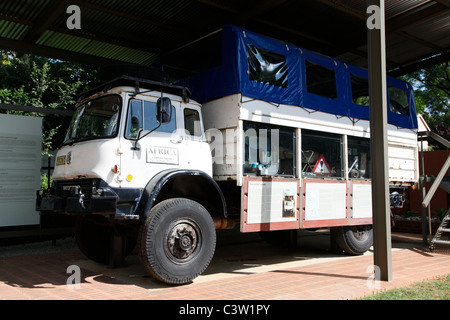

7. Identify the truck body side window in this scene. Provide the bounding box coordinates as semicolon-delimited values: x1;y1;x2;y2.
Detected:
305;60;337;99
388;86;410;116
243;121;295;177
351;74;369;106
302;130;343;178
347;136;371;179
246;44;288;88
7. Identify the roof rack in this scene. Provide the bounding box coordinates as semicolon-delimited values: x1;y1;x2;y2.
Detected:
77;75;191;103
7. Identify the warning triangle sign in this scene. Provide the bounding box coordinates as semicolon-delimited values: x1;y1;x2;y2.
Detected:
313;154;331;174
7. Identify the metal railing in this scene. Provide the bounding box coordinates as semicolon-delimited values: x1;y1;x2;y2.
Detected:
418;131;450;246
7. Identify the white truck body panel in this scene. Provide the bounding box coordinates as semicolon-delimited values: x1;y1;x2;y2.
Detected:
202;93;419;187
201;93;418;232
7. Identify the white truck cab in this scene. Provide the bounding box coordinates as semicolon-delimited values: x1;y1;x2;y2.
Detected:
54;83;212;186
37;77;227;284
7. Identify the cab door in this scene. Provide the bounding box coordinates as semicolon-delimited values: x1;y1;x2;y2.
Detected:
178;106;212;176
118;96;180;190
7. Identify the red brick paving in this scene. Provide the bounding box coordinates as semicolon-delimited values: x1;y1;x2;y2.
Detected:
0;235;448;300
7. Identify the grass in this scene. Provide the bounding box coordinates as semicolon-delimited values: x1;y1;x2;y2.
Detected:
361;274;450;300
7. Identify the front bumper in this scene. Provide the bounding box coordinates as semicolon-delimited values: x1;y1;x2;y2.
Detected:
36;190;117;215
36;178;143;219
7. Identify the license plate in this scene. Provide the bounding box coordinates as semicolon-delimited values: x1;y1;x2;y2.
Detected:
56;155;66;166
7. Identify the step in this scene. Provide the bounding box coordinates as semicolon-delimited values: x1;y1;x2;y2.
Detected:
432;239;450;245
439;228;450;233
440;180;450;194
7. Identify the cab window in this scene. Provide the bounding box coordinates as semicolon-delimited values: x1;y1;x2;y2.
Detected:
126;99;176;138
184;108;202;136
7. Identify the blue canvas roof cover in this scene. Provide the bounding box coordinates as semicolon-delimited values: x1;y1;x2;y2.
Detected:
174;25;418;129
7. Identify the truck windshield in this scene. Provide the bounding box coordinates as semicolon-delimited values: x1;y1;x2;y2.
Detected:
64;95;121;144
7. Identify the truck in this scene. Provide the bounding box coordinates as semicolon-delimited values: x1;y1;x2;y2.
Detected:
36;25;419;284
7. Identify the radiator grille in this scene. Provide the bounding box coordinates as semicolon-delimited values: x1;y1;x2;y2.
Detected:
53;179;97;200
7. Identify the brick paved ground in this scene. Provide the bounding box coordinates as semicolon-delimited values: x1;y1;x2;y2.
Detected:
0;232;448;301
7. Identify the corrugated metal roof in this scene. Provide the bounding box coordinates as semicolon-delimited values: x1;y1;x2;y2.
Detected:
0;0;51;22
405;11;450;45
36;30;156;65
36;31;90;52
0;20;28;40
0;0;447;75
385;0;430;17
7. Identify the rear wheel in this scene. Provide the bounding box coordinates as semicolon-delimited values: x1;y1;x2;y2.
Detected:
138;198;216;284
332;225;373;255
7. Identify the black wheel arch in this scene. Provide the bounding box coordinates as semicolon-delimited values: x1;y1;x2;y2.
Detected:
135;169;227;219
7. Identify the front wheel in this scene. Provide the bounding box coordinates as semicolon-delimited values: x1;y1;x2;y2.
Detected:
332;225;373;255
138;198;216;284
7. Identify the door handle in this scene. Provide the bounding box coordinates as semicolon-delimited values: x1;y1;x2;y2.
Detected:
170;137;183;144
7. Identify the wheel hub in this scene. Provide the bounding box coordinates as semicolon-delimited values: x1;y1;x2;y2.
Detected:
352;226;369;241
167;221;200;261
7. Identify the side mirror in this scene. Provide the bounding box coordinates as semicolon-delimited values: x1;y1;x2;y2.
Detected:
157;97;172;124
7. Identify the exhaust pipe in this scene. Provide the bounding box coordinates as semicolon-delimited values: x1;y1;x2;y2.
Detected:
213;216;237;230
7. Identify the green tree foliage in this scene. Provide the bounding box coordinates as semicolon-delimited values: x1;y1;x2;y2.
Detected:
402;62;449;143
0;51;98;155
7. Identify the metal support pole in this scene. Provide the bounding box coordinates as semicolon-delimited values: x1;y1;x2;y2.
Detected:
420;135;428;246
367;0;392;282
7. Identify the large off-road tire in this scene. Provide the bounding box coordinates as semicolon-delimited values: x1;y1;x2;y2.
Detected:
332;225;373;255
138;198;216;285
75;215;136;264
